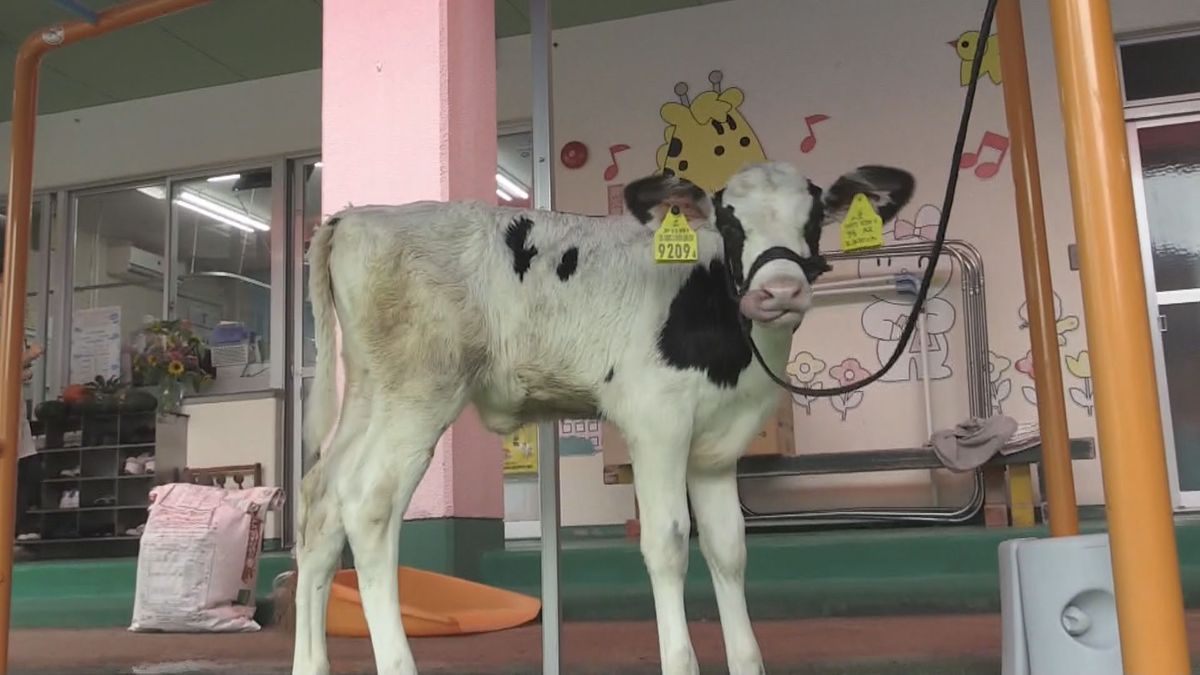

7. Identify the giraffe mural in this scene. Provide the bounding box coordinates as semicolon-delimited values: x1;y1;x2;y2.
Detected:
656;70;768;193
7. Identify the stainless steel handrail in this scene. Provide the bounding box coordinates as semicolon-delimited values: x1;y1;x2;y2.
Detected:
739;239;992;526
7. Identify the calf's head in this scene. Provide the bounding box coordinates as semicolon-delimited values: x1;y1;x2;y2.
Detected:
716;161;914;327
624;161;914;328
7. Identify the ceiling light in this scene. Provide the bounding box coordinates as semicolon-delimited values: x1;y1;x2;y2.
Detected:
497;188;513;202
314;162;323;168
206;173;241;183
173;199;255;233
178;191;270;231
495;172;528;200
137;186;166;200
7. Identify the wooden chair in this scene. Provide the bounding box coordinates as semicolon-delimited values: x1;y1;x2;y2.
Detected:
179;463;264;490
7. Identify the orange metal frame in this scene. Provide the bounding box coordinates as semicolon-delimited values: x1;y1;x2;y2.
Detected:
0;0;211;669
0;0;1191;672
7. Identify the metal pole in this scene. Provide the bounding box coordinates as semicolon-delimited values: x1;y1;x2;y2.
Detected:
1;3;213;668
1047;0;1190;671
995;0;1078;536
529;1;562;673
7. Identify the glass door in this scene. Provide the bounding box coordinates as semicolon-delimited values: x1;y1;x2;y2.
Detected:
286;158;322;547
1128;112;1200;508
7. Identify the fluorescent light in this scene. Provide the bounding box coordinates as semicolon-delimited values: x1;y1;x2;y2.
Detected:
497;188;513;202
314;162;323;168
173;198;255;233
178;191;269;231
495;172;528;200
137;186;166;200
206;173;241;183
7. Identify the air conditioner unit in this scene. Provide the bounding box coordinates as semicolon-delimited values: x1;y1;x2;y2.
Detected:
107;243;164;281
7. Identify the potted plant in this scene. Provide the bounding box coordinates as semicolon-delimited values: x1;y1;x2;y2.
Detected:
131;318;213;415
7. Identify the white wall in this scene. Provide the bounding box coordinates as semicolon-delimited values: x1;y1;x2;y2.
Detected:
4;0;1199;525
180;395;282;538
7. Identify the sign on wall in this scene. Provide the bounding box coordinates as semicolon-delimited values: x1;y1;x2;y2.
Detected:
70;306;122;385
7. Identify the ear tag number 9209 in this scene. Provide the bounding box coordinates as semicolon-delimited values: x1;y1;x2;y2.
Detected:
654;206;698;263
839;193;884;252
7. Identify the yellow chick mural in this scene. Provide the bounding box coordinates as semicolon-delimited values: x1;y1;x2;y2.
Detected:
656;70;767;193
950;30;1002;86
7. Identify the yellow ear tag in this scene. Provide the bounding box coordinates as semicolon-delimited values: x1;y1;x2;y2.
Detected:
654;206;699;263
839;193;885;252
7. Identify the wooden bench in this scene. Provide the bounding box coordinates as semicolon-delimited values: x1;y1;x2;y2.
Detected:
178;463;265;490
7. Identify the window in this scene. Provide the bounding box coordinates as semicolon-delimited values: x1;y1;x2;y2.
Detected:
0;196;52;406
171;169;274;388
70;185;166;387
1121;33;1200;104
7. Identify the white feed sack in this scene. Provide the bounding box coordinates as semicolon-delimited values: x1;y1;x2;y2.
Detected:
129;482;285;633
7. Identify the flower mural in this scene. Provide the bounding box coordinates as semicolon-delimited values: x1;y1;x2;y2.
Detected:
988;350;1013;415
1065;350;1094;417
1018;292;1081;347
786;351;826;415
1015;349;1039;406
828;357;869;421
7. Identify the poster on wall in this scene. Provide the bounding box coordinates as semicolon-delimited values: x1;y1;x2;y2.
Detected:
502;423;539;475
70;306;122;385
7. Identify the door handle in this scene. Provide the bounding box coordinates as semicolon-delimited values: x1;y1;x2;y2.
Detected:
1159;314;1168;332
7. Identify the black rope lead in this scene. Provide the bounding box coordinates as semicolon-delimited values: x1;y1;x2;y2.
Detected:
745;0;1000;398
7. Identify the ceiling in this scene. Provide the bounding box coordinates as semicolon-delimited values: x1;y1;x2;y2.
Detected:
0;0;728;124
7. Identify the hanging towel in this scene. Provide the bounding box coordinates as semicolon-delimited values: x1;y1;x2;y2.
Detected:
929;415;1019;472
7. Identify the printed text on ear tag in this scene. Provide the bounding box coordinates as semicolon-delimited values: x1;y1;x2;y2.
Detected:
840;193;884;252
654;206;698;263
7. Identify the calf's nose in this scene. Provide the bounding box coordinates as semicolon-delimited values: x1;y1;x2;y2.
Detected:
760;277;805;300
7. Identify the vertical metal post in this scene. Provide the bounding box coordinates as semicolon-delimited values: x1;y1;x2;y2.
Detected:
995;0;1079;536
529;1;561;673
1047;0;1190;671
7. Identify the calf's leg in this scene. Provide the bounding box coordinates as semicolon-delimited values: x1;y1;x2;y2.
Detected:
339;391;466;675
688;466;764;674
626;421;698;675
292;386;373;675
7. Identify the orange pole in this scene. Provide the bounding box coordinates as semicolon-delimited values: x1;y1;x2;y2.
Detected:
1048;0;1190;671
1;0;210;669
995;0;1078;536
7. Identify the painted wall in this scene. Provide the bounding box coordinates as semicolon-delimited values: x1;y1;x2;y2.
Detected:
2;0;1198;525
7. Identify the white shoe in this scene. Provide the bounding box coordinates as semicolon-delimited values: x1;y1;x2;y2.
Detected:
58;489;79;510
60;466;80;478
16;533;40;541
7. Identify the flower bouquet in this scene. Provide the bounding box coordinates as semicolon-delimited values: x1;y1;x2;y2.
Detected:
131;319;213;414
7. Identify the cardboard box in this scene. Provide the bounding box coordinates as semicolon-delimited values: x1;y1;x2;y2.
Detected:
601;395;796;482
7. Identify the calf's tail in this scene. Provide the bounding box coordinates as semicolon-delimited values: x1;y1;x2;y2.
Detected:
304;216;341;457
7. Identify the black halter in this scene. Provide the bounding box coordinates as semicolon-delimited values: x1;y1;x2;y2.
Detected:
725;245;831;320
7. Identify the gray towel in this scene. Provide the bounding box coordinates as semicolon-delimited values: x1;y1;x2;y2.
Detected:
930;415;1019;472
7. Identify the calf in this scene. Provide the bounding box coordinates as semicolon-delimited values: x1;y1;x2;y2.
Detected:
293;161;914;675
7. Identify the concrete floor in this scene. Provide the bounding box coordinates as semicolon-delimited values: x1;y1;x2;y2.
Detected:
6;614;1012;674
13;611;1200;674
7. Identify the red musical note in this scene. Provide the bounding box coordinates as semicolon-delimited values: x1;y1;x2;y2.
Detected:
960;131;1010;179
799;114;829;154
603;144;630;181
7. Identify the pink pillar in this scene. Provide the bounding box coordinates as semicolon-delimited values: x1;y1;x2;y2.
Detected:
322;0;502;520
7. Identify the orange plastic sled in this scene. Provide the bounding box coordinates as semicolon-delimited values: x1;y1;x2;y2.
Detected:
325;566;541;638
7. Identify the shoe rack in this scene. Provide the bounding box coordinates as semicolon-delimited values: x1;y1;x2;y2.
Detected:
22;410;188;554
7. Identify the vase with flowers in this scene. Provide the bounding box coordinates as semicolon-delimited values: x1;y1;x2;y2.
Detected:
131;319;213;415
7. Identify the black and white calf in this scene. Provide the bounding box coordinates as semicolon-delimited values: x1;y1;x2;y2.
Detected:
293;161;914;675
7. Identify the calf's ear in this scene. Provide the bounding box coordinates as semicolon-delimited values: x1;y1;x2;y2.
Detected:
624;173;712;225
819;166;916;227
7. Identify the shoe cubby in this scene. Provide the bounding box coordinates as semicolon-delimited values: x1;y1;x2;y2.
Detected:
23;410;188;556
